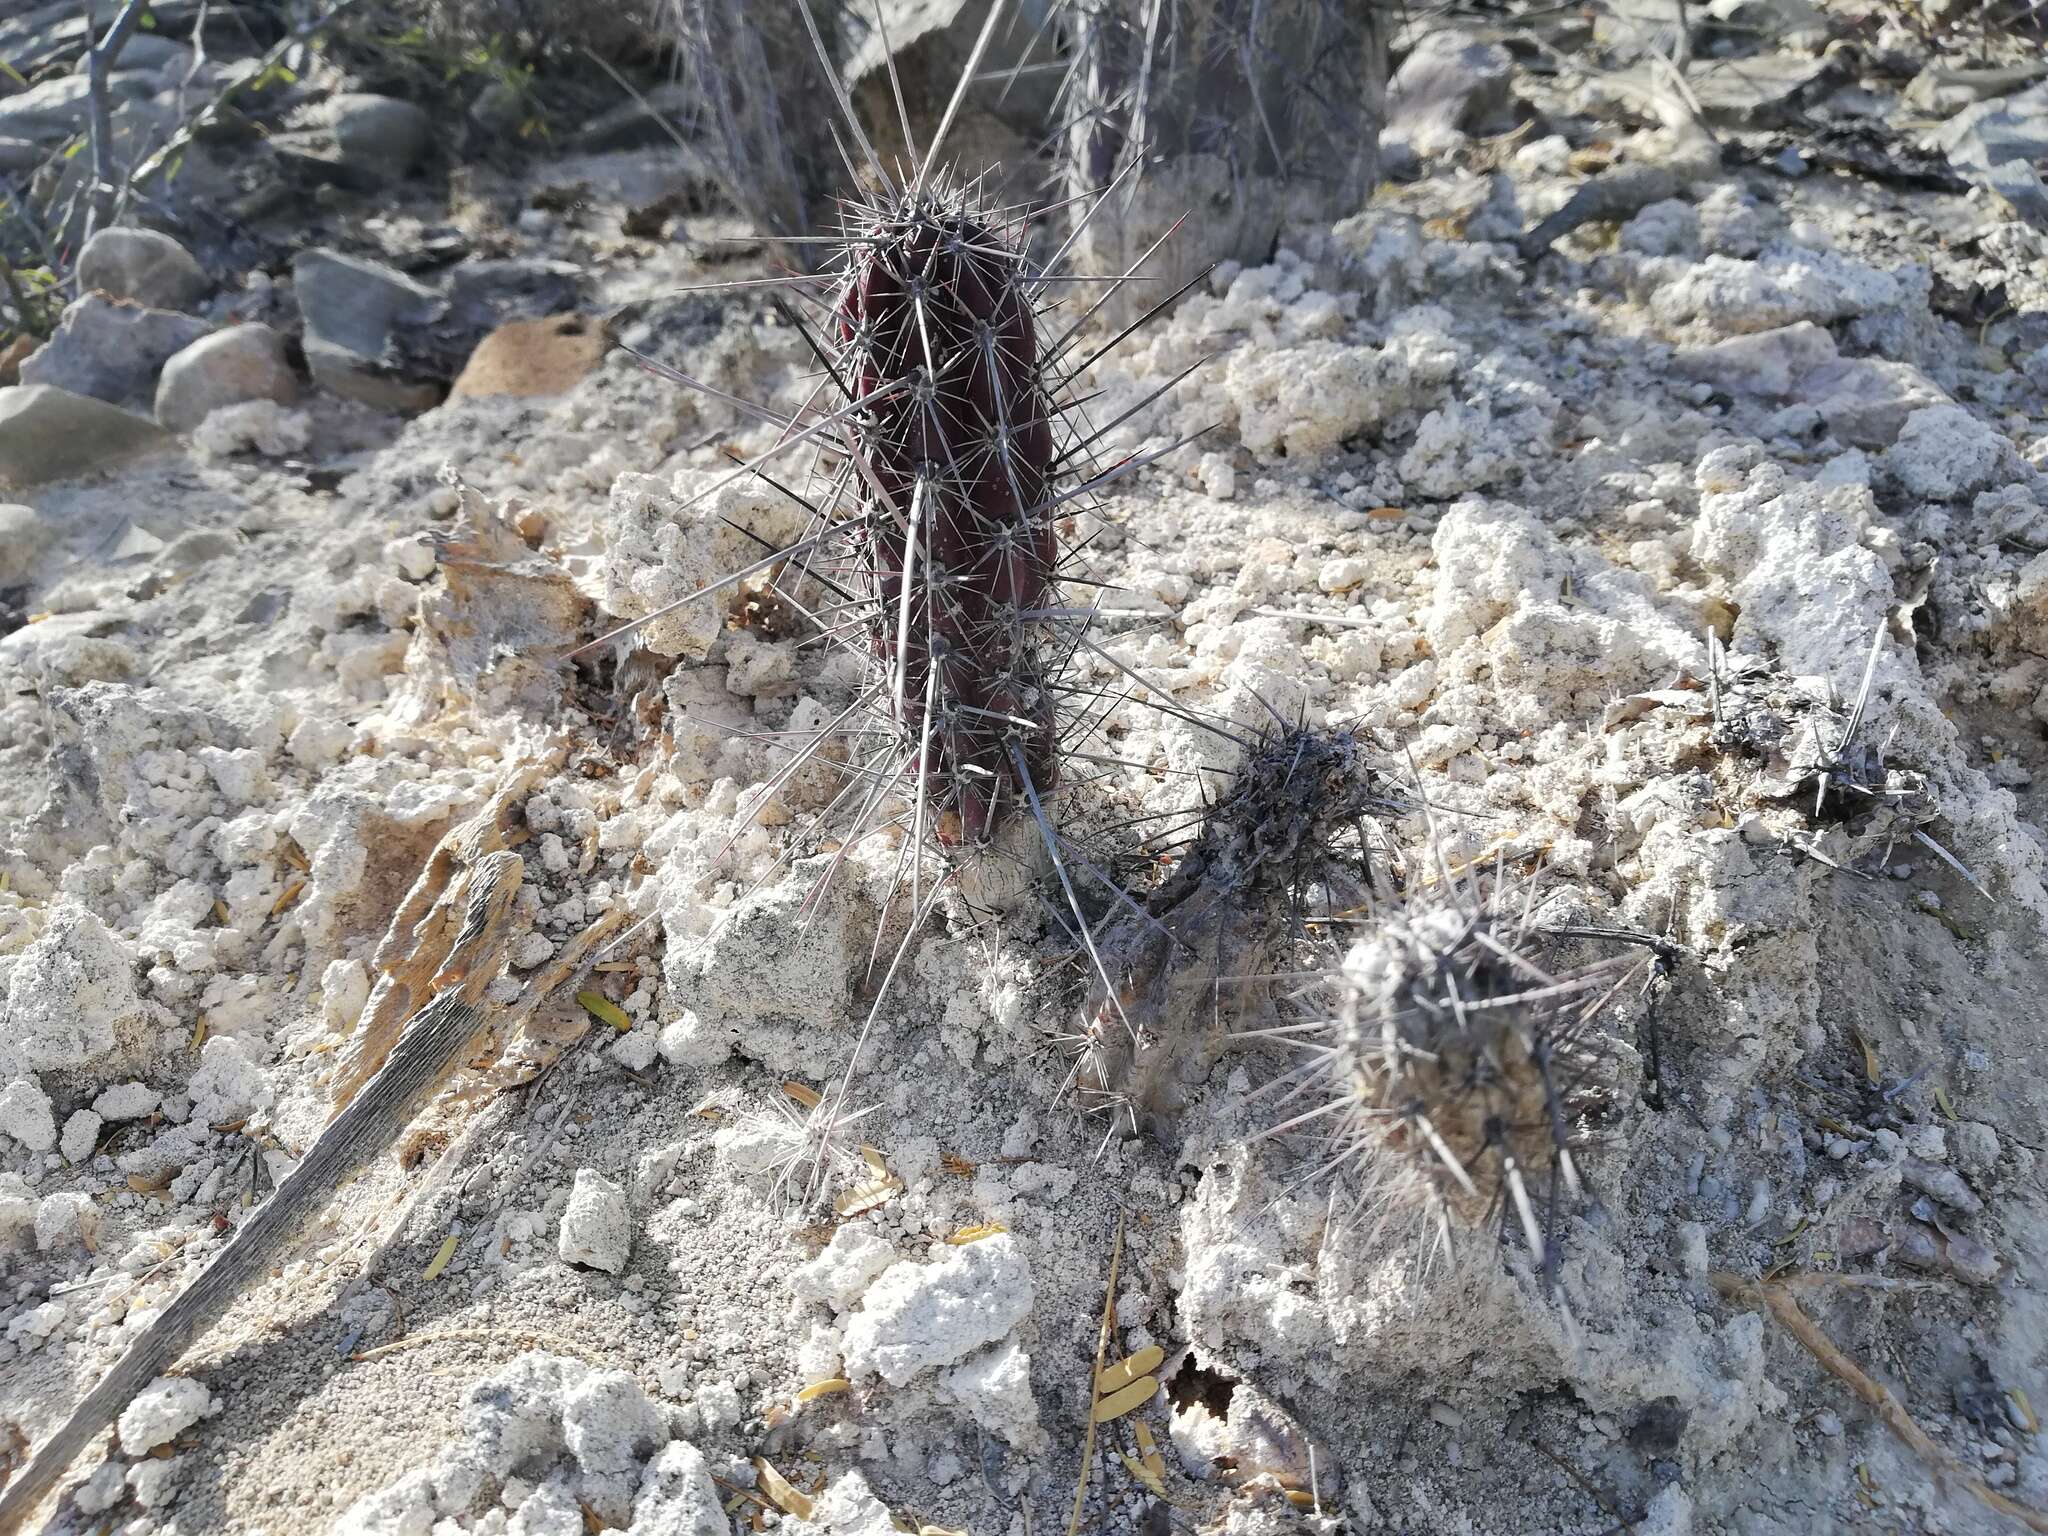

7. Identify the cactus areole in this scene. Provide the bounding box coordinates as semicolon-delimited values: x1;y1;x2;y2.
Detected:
836;197;1059;845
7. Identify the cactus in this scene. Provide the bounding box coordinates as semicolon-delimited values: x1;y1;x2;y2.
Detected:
1248;868;1653;1282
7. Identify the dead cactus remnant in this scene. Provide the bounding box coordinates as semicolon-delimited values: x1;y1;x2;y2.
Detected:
1064;723;1407;1133
837;189;1059;846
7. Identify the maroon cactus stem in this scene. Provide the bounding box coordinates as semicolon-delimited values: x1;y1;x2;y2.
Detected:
838;203;1059;844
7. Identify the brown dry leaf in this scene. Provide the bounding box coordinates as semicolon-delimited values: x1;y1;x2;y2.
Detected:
940;1151;976;1177
783;1081;823;1109
270;880;306;917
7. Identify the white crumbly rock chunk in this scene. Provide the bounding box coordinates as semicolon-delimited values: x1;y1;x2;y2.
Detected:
1650;245;1903;337
841;1235;1033;1387
117;1376;218;1454
559;1370;668;1524
783;1469;900;1536
186;1034;275;1125
942;1341;1045;1451
33;1190;98;1251
73;1460;127;1515
558;1168;630;1273
1885;403;2011;501
128;1454;187;1510
654;1009;720;1068
92;1081;161;1121
626;1441;726;1536
59;1107;102;1163
790;1225;899;1310
0;1077;57;1152
190;400;311;458
0;903;148;1077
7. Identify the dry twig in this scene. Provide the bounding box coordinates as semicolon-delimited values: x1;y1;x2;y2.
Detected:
1712;1273;2048;1534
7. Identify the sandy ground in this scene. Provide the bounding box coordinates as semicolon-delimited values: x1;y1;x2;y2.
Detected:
4;11;2048;1536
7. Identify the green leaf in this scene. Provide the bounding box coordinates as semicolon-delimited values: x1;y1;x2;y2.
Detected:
0;57;26;87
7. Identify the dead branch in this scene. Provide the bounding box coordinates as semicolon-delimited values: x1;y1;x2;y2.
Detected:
82;0;153;241
1712;1273;2048;1535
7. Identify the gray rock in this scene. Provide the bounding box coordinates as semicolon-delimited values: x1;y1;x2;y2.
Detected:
18;294;213;407
1382;30;1514;171
329;92;433;173
628;1442;728;1536
77;227;209;312
155;323;297;432
0;138;45;173
292;249;445;411
1907;62;2048;117
1806;357;1952;449
0;503;53;585
71;34;193;78
0;385;170;487
0;70;157;143
1943;1231;2000;1286
1937;82;2048;231
1901;1158;1984;1215
1885;405;2010;502
1674;321;1837;398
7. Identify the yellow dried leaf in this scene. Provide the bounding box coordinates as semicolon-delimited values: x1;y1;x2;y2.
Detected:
1118;1452;1165;1496
945;1223;1007;1245
1091;1376;1157;1422
422;1232;459;1282
576;991;631;1031
783;1080;822;1109
1135;1421;1165;1480
1933;1085;1956;1121
2012;1387;2039;1435
835;1177;902;1217
1852;1031;1879;1085
270;880;306;916
753;1458;813;1521
1284;1489;1316;1509
861;1145;889;1176
213;899;231;925
798;1378;850;1403
190;1014;209;1050
1097;1344;1164;1395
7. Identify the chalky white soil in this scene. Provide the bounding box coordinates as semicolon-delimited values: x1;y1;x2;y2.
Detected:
5;73;2048;1536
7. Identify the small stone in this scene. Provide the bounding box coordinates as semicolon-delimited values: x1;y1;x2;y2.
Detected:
292;249;444;412
1896;1224;1942;1269
58;1108;101;1163
92;1081;161;1121
0;385;170;487
73;1460;126;1515
0;502;52;583
34;1190;98;1251
655;1010;725;1069
19;294;213;407
1815;1411;1842;1436
451;314;607;399
0;1077;57;1152
329;93;433;172
1317;556;1369;593
791;1225;899;1309
118;1376;217;1455
559;1168;630;1273
1902;1160;1983;1214
1953;1120;2000;1177
611;1029;658;1073
154;324;299;432
842;1235;1033;1387
1943;1232;2001;1286
1886;404;2008;501
76;226;208;311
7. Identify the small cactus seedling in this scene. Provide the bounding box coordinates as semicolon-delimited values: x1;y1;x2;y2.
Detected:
1246;864;1652;1283
1059;720;1409;1135
1707;626;1987;895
